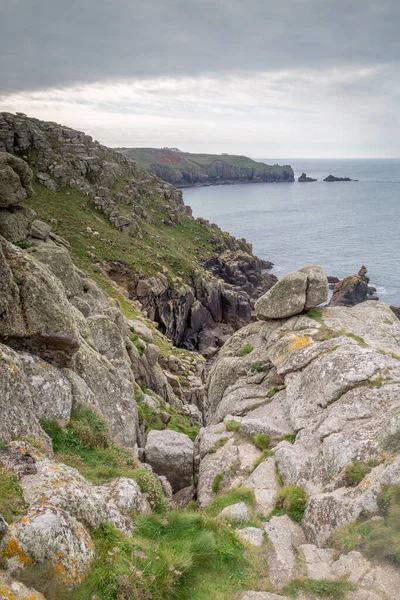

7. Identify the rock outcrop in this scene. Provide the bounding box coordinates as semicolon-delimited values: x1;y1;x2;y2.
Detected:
0;113;277;354
330;265;370;306
298;173;317;182
324;175;355;182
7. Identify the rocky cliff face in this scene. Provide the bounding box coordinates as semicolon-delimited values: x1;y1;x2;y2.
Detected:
0;112;277;355
117;147;295;187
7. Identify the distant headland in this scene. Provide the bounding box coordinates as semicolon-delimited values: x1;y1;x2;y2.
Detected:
115;147;294;187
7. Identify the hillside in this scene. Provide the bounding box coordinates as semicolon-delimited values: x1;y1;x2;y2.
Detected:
116;147;294;187
0;112;277;355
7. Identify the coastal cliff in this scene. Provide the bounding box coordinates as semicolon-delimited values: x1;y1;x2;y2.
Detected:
0;113;276;355
116;147;295;187
1;116;400;600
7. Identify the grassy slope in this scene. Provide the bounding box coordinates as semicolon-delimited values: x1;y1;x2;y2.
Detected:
117;147;285;173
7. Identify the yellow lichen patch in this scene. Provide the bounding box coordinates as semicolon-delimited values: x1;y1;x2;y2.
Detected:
7;365;19;376
1;538;33;567
288;335;313;352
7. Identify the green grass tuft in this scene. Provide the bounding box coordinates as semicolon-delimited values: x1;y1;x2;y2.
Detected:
253;433;271;451
281;434;296;444
212;473;225;494
307;309;323;320
331;485;400;565
343;460;373;486
282;578;355;599
225;420;240;432
0;468;28;524
273;486;307;523
239;344;254;356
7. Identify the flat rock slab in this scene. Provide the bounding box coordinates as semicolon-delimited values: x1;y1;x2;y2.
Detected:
238;593;290;600
219;502;250;522
236;527;264;547
262;515;305;588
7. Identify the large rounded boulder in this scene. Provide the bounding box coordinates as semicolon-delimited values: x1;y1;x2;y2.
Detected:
255;265;328;319
145;429;194;492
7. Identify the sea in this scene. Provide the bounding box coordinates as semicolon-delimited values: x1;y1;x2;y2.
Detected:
183;159;400;306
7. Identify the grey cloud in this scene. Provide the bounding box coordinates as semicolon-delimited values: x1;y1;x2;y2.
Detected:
1;0;399;94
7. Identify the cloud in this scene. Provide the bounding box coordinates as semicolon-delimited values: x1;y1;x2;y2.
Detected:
1;66;399;157
1;0;399;94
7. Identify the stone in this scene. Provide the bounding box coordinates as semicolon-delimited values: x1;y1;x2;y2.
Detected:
255;265;328;320
0;515;8;537
255;270;308;319
87;314;129;361
243;458;279;490
330;266;370;307
105;477;151;515
0;571;46;600
145;429;194;492
0;153;33;208
236;527;264;546
0;206;36;243
30;219;51;240
298;544;335;580
127;319;154;342
0;505;95;585
29;243;83;297
298;173;317;182
261;515;305;587
172;485;196;508
218;502;249;522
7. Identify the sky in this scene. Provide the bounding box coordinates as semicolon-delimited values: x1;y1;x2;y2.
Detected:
0;0;399;158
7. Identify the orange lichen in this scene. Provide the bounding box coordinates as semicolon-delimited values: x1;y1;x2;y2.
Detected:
2;538;33;566
7;365;19;376
288;335;313;352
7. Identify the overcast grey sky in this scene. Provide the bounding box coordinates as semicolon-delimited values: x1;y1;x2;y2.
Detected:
0;0;399;157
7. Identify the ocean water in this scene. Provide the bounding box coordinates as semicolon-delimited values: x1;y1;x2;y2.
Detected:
183;159;400;305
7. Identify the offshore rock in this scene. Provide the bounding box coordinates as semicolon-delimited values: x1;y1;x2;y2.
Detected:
330;265;370;306
298;172;317;182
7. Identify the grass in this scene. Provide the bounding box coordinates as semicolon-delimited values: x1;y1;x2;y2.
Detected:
251;361;265;373
281;434;296;444
281;578;355;599
331;485;400;565
0;468;28;524
225;420;241;432
343;460;374;487
40;407;167;511
344;332;368;348
23;177;234;291
135;392;200;441
266;386;279;398
307;309;323;320
18;511;270;600
239;344;254;357
212;473;225;494
272;486;307;523
253;433;271;451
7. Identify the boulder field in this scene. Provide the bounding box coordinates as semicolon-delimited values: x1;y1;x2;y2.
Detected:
1;129;400;598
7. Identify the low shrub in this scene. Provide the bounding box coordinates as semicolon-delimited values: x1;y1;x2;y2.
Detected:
251;361;265;373
274;486;307;523
253;433;271;451
130;469;169;513
343;460;372;486
331;485;400;565
0;468;28;524
225;420;240;432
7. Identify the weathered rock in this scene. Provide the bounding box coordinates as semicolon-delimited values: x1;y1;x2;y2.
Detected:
0;206;36;243
324;174;354;181
219;502;249;522
0;153;33;208
145;429;194;492
0;237;79;367
0;505;95;586
0;571;46;600
30;219;51;241
0;516;8;537
261;515;305;587
255;265;327;320
330;266;370;307
298;172;317;182
105;477;151;516
172;485;196;509
236;527;264;546
0;346;50;446
29;243;83;298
